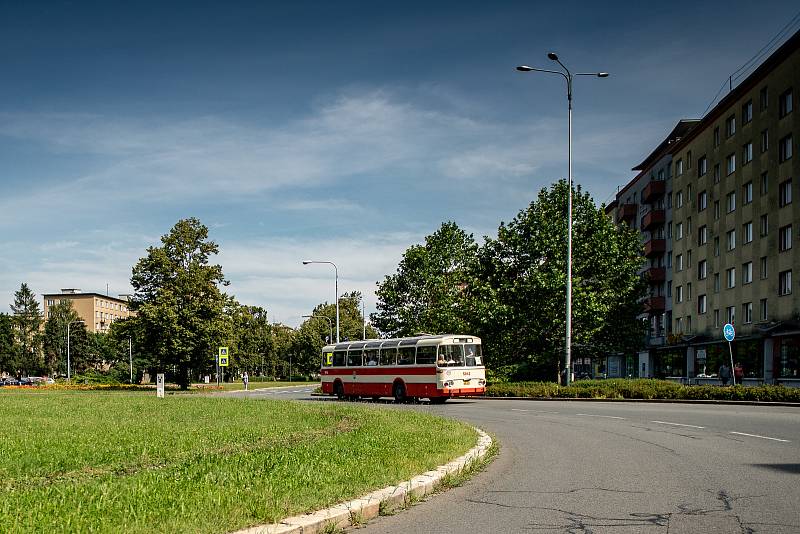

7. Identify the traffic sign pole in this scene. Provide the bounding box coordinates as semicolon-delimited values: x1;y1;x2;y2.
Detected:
728;342;735;386
723;324;736;386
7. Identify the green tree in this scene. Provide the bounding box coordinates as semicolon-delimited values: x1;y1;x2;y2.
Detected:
230;305;274;377
0;313;16;374
128;218;231;389
372;222;478;337
10;283;43;375
42;300;83;376
474;180;646;380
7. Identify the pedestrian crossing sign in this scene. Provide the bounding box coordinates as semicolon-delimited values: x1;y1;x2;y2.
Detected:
219;347;229;367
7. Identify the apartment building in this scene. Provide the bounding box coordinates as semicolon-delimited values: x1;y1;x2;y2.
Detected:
668;31;800;385
607;120;698;377
43;289;134;333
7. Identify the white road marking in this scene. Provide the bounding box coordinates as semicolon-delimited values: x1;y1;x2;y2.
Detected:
575;414;625;420
730;431;790;443
651;420;705;429
511;408;530;412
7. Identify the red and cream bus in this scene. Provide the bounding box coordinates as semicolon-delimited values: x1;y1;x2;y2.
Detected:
320;335;486;403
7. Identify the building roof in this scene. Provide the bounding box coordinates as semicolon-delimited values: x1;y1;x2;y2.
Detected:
669;28;800;155
632;119;700;171
42;292;131;304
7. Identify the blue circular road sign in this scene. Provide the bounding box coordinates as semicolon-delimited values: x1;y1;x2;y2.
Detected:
723;323;735;342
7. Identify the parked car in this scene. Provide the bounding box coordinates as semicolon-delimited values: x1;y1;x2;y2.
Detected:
18;377;33;386
0;377;19;386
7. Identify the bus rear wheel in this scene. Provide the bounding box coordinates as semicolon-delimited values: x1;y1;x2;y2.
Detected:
334;381;344;400
429;397;448;404
393;382;407;403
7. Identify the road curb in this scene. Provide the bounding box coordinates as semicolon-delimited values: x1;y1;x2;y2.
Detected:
476;396;800;407
230;427;493;534
226;385;315;395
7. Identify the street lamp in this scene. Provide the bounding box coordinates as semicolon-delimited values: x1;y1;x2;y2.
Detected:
302;260;339;343
516;53;608;386
302;314;334;344
66;319;85;381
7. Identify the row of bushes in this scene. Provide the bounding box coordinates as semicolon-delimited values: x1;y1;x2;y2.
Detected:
484;379;800;402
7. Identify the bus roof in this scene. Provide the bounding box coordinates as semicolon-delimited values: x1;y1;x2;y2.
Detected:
322;334;481;352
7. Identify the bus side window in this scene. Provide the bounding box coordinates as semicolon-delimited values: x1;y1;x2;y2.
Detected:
397;347;414;365
347;349;363;366
380;348;396;366
332;351;346;366
322;352;333;367
364;349;379;366
416;346;436;365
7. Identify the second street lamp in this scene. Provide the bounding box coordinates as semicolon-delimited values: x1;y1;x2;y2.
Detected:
302;260;339;343
516;53;608;386
302;314;333;344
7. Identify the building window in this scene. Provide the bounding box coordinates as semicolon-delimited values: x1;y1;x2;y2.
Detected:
676;159;684;176
698;190;707;211
676;253;683;272
742;100;753;124
687;216;692;234
779;88;793;118
743;302;753;324
726;114;736;137
726;191;736;213
743;261;753;284
743;221;753;244
778;134;793;162
726;306;736;325
760;129;769;153
760;172;769;195
779;179;792;207
779;224;793;252
676;190;683;208
714;236;720;257
779;270;792;296
714;200;720;220
760;298;768;321
714;308;721;327
698;294;707;314
687;151;693;170
698;259;707;280
698;156;707;177
714;126;720;147
726;153;736;175
687;282;692;300
676;317;683;333
743;182;753;205
714;272;721;293
676;222;683;240
761;256;768;279
667;281;672;297
760;86;769;111
727;229;736;251
726;267;736;289
742;142;753;165
698;225;708;245
760;214;768;236
713;163;720;183
676;285;683;303
687;249;692;264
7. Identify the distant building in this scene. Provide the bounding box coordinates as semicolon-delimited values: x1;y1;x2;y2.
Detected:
42;289;134;333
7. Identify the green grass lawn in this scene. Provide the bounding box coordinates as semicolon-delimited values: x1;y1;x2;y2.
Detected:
0;390;477;533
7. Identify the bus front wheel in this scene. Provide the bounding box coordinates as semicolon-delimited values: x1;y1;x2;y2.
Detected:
334;381;344;400
393;382;407;403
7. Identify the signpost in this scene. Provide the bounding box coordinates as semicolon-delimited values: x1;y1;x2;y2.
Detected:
723;323;735;385
156;373;165;398
218;347;229;385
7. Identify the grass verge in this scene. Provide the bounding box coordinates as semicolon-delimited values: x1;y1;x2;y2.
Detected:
486;378;800;402
0;390;476;533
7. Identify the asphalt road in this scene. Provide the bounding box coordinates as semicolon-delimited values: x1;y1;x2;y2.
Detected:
239;387;800;533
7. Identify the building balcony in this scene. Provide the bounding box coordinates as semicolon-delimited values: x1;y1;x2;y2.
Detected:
644;238;666;257
644;266;666;283
618;203;637;223
641;180;666;203
641;209;665;231
643;296;666;314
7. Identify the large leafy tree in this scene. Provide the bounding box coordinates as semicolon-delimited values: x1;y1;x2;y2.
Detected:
42;300;88;376
474;180;646;380
230;305;274;376
129;218;231;389
0;313;16;375
10;283;43;375
371;222;478;337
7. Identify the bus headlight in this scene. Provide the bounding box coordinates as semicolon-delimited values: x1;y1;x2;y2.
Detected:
478;379;486;386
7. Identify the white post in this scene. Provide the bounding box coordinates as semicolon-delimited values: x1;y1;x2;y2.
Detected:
565;74;573;386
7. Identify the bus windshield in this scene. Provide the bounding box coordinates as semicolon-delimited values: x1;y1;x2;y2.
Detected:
437;344;483;367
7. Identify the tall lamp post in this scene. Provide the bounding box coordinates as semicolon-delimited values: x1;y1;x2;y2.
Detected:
302;260;339;343
66;319;85;381
302;314;334;344
516;53;608;385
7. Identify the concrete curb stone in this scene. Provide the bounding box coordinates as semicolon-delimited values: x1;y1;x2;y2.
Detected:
476;395;800;407
230;427;492;534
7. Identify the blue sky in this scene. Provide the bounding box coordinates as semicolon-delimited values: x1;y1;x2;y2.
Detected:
1;0;798;325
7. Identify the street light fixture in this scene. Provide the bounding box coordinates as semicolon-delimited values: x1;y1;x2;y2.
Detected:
66;319;85;381
516;52;608;386
302;260;339;343
302;314;334;344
